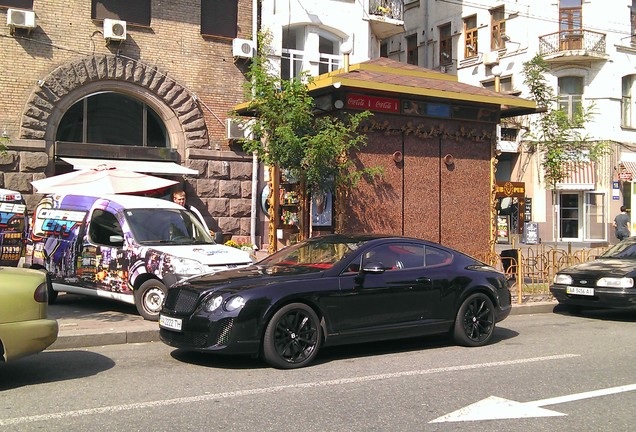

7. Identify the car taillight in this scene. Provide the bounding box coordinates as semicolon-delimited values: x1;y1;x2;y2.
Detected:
34;281;49;303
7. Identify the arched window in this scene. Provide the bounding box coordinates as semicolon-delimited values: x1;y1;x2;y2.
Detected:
56;92;169;148
281;26;342;80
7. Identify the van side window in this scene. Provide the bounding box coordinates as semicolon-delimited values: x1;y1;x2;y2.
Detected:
89;209;124;246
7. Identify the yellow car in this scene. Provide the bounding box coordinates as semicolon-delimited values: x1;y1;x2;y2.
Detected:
0;267;58;362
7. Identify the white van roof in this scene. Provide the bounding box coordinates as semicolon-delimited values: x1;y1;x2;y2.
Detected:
100;194;184;210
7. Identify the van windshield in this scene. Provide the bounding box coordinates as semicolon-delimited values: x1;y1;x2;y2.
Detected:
124;208;214;246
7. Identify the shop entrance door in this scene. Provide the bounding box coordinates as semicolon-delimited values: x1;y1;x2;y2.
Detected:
559;193;581;240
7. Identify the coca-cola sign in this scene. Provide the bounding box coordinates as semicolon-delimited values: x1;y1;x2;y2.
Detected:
346;94;399;113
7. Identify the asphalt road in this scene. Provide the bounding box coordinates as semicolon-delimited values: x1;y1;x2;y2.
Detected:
2;309;636;431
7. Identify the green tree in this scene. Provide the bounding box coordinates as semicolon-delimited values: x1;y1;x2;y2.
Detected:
521;54;608;188
237;32;380;230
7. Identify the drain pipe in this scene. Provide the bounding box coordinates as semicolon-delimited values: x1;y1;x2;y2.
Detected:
250;0;259;249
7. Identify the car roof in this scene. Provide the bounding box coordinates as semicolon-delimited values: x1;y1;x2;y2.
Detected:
99;194;183;210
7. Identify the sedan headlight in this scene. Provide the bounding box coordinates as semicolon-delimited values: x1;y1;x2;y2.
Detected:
554;274;573;285
597;277;634;288
205;295;223;312
225;295;246;312
171;257;205;276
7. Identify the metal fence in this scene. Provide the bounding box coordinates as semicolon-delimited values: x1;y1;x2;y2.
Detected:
475;244;609;304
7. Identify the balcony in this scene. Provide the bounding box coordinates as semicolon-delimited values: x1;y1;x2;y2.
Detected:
368;0;404;40
538;29;609;63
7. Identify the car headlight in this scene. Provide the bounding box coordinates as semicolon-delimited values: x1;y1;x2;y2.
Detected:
554;274;573;285
597;277;634;288
225;295;246;312
171;257;205;275
205;295;223;312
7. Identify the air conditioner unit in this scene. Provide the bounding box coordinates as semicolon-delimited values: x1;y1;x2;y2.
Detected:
103;18;127;42
233;38;255;59
226;118;254;140
7;9;36;30
483;51;500;65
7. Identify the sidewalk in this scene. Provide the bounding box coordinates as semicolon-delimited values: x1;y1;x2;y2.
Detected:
47;293;558;351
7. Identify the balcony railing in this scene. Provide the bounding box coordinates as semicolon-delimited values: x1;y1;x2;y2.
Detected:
539;29;606;57
369;0;403;21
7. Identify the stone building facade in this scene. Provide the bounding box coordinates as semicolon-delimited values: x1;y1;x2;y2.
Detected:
1;0;255;240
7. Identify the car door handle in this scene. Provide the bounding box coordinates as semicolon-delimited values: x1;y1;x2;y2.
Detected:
416;277;431;284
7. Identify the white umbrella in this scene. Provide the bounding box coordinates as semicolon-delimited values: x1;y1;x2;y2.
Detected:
31;165;178;195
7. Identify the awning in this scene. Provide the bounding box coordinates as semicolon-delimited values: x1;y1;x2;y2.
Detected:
618;161;636;181
59;157;198;176
555;162;596;190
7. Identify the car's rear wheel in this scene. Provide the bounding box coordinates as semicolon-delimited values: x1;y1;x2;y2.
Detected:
134;279;166;321
453;292;495;347
262;303;322;369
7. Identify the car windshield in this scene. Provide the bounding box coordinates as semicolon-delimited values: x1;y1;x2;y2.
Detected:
125;208;213;246
259;236;367;274
599;240;636;259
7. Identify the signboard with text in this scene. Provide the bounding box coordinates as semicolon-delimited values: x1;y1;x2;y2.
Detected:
346;94;400;113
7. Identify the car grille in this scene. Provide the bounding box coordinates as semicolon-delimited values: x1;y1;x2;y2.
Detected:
160;328;209;347
164;288;200;314
213;318;234;346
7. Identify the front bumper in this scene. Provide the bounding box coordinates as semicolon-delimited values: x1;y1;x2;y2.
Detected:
159;313;260;355
550;284;636;309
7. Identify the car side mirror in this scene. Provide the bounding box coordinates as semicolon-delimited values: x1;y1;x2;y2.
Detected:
361;261;386;274
109;235;124;245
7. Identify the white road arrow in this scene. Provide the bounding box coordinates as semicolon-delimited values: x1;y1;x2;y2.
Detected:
430;383;636;423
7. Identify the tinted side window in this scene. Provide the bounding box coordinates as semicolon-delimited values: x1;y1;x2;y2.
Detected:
362;243;425;271
424;246;453;267
89;209;124;246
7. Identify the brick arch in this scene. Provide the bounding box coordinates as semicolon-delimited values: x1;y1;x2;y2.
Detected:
20;54;209;153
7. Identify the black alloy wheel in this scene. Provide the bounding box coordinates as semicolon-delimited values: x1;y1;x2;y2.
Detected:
453;292;495;347
263;303;322;369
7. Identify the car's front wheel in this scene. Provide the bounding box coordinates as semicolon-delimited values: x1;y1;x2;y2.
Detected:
134;279;166;321
262;303;322;369
453;292;495;347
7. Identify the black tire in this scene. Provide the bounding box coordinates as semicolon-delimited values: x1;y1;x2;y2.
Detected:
262;303;322;369
134;279;167;321
453;292;495;347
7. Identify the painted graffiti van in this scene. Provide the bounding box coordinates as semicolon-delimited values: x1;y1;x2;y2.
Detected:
0;188;28;267
25;193;253;320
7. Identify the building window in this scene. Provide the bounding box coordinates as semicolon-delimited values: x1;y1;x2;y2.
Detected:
0;1;33;8
406;34;418;65
439;23;452;65
558;76;583;120
380;42;388;58
585;192;606;241
318;33;341;75
92;0;151;26
623;75;636;128
464;15;478;58
56;92;169;148
491;6;506;50
201;0;238;38
483;76;513;93
559;0;582;50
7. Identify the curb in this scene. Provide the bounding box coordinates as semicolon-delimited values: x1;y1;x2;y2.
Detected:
48;302;559;351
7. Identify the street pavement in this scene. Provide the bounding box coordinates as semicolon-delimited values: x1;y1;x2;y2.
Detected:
47;292;558;351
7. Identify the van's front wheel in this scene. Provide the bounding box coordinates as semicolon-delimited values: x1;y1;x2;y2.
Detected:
134;279;166;321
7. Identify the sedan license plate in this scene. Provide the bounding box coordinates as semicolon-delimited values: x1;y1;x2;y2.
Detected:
159;315;182;331
566;286;594;296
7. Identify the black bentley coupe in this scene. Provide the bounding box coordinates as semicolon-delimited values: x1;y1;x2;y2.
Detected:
159;234;511;369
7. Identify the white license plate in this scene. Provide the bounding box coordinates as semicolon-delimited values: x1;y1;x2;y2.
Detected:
566;286;594;296
159;315;182;331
